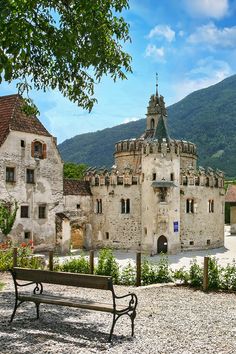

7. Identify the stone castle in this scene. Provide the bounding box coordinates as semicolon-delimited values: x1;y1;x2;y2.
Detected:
0;89;225;254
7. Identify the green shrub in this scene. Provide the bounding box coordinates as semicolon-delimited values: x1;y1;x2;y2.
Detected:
59;255;90;274
173;267;189;285
141;254;173;285
188;259;203;287
0;243;43;271
95;248;120;284
119;262;136;286
208;257;221;290
221;261;236;290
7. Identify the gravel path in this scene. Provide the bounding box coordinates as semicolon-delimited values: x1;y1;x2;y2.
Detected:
1;273;236;354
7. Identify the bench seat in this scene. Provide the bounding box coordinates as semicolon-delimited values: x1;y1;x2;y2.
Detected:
18;294;126;313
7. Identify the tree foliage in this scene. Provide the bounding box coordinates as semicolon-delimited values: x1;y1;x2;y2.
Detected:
63;162;87;180
0;200;18;237
0;0;132;111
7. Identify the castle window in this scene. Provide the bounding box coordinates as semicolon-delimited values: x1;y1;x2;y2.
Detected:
31;141;46;159
95;176;99;186
207;239;211;245
96;199;102;214
6;167;15;182
26;169;34;183
170;173;174;181
24;231;31;239
76;204;80;209
21;205;29;218
195;176;200;186
214;178;219;188
38;205;46;219
105;176;110;186
183;176;188;185
117;177;123;185
152;173;156;181
186;199;194;213
144;227;147;235
151;118;155;129
132;176;138;185
121;198;130;214
189;241;194;246
105;232;109;240
21;140;25;148
208;200;214;213
206;177;209;187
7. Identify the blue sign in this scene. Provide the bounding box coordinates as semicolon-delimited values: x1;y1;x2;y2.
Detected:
173;221;179;232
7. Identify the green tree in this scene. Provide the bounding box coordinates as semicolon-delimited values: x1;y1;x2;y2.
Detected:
63;162;87;180
0;200;18;237
0;0;132;111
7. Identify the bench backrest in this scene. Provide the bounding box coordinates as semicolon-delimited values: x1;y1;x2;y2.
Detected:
12;267;113;291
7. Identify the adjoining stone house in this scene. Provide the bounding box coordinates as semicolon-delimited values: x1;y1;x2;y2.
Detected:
85;89;225;254
0;94;64;250
225;184;236;234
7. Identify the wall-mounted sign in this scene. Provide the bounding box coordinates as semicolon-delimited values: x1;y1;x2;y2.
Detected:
173;221;179;232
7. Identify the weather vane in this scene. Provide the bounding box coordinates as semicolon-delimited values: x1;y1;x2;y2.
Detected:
156;73;158;96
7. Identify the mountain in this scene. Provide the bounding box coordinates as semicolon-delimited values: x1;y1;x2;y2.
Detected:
59;75;236;177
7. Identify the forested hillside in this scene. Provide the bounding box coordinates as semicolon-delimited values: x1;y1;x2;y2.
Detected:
59;75;236;177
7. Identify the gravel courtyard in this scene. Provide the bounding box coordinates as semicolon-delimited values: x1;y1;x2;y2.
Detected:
1;273;236;354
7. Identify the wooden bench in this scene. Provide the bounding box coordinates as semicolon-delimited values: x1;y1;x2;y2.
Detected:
9;267;138;341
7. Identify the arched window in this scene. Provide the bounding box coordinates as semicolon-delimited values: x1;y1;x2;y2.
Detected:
186;199;194;213
96;199;102;214
208;200;214;213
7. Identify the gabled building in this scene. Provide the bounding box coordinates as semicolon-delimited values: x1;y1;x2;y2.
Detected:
0;94;64;249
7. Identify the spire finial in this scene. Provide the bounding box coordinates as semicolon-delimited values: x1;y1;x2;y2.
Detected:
156;73;158;96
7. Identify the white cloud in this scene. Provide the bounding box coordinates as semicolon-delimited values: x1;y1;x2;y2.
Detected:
172;58;232;102
184;0;228;19
145;44;165;61
147;25;175;42
122;117;139;124
187;22;236;48
178;30;185;37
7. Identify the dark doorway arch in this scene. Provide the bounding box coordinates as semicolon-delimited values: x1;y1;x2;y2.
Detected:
157;235;168;253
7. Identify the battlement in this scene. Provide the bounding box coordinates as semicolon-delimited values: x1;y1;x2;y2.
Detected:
84;166;140;187
114;138;197;157
180;167;224;188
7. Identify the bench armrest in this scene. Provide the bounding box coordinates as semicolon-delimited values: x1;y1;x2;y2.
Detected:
9;269;43;296
113;292;138;314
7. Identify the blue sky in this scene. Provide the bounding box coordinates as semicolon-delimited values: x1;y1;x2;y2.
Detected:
2;0;236;143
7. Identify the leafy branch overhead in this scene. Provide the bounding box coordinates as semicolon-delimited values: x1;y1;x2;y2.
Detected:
0;0;132;111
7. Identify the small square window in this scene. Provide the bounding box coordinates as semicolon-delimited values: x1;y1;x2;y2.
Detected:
21;140;25;148
21;206;29;218
38;205;46;219
77;204;81;209
189;241;194;246
26;169;34;183
6;167;15;182
207;239;211;245
24;231;31;239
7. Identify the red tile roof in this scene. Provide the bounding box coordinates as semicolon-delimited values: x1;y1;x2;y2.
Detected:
225;185;236;202
63;179;92;196
0;94;51;146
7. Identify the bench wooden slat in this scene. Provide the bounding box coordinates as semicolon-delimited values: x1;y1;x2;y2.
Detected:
13;267;112;290
18;294;122;313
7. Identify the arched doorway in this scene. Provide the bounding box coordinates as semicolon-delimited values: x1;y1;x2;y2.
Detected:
157;235;168;253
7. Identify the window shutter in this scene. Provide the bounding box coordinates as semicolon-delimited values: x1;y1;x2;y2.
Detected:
31;141;35;157
42;143;47;159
